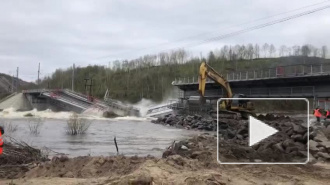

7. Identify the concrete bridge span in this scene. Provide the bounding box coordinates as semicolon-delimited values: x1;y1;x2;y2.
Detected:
171;63;330;111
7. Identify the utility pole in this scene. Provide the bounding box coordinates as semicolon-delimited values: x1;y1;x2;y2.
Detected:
84;76;94;101
72;63;75;91
16;67;19;92
61;71;63;89
11;74;14;93
37;63;40;85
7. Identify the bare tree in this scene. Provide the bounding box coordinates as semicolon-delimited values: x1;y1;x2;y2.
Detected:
208;51;216;63
312;47;319;57
292;45;301;56
234;45;242;59
262;43;269;58
279;45;287;57
246;44;254;60
269;44;276;57
254;44;260;58
287;47;292;56
176;49;187;64
113;60;121;71
220;45;229;60
301;45;311;57
321;45;328;58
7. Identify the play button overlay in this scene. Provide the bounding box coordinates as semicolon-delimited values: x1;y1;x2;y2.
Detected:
217;98;309;164
249;116;278;147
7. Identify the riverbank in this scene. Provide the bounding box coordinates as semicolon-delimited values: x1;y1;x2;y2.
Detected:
2;114;330;184
1;133;330;184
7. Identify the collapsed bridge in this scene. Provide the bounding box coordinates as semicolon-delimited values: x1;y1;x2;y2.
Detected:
0;89;140;116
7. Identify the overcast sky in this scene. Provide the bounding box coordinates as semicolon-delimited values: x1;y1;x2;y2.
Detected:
0;0;329;82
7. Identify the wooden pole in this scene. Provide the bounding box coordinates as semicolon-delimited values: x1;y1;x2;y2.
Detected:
114;137;119;155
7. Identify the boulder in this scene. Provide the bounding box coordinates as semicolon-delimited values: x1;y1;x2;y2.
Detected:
282;139;295;149
218;122;228;129
181;145;188;150
236;134;243;140
165;116;174;124
193;114;202;120
302;132;308;141
292;124;306;134
291;134;304;142
309;131;317;140
273;143;285;152
308;153;317;164
309;140;319;153
318;141;330;150
314;132;328;143
226;130;236;139
294;142;307;151
237;127;248;135
316;152;330;159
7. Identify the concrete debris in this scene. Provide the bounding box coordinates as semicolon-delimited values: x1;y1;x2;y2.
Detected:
152;114;217;131
155;113;330;163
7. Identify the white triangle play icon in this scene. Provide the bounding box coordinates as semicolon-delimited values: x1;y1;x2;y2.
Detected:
249;116;278;147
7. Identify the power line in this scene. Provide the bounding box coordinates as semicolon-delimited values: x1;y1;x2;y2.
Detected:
155;4;330;54
94;0;330;60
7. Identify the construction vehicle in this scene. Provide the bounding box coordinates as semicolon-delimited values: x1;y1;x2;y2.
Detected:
198;61;255;119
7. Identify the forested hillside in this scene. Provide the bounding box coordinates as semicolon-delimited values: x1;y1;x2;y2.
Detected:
38;44;329;103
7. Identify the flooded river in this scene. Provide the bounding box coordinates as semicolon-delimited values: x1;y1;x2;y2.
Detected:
0;108;315;158
1;115;200;158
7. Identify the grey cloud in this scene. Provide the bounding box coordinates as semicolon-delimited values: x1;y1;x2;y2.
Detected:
0;0;329;82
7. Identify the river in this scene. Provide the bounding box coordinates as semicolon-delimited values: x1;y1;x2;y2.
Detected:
0;109;200;158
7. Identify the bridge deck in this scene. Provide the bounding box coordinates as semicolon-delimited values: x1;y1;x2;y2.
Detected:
172;63;330;100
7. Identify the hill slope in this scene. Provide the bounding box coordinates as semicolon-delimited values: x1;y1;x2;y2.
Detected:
37;56;330;103
0;73;36;99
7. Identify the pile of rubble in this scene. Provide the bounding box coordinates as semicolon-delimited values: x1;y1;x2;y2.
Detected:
218;115;308;162
155;113;330;162
309;123;330;162
220;115;330;162
152;114;216;131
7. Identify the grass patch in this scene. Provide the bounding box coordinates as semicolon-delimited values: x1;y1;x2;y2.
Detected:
66;113;91;135
28;118;44;135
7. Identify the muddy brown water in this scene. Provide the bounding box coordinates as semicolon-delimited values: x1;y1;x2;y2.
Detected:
2;118;200;158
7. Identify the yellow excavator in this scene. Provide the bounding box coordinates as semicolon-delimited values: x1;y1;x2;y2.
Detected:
198;61;255;119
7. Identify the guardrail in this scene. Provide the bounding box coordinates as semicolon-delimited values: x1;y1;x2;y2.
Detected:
172;63;330;85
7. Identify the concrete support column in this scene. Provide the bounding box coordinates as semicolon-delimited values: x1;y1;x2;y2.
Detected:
311;65;313;74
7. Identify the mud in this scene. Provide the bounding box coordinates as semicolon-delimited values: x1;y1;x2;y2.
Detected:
2;115;330;184
2;134;330;185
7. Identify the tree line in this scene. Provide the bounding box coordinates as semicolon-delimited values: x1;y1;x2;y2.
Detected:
38;44;328;103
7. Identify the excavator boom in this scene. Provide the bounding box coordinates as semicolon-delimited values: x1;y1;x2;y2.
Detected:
199;61;232;107
198;61;254;119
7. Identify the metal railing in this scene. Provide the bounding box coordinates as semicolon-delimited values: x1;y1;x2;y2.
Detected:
172;63;330;85
317;100;330;110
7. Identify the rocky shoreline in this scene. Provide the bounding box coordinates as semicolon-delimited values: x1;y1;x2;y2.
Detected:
153;113;330;162
151;113;216;131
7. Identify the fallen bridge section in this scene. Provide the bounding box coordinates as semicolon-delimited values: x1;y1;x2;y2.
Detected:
0;89;140;116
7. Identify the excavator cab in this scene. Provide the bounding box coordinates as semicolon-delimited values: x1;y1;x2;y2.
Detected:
231;94;254;110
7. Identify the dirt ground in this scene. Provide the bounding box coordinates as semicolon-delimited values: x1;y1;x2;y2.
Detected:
1;134;330;185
